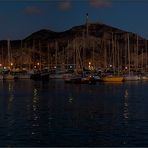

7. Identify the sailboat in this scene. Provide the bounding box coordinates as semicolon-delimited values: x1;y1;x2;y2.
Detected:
3;40;19;80
30;41;49;81
124;34;140;81
100;32;124;82
139;39;148;80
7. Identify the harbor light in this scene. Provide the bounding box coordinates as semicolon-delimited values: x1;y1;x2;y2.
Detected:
125;66;128;70
110;65;112;68
54;66;56;69
0;64;2;67
10;63;13;66
88;62;91;68
37;62;40;66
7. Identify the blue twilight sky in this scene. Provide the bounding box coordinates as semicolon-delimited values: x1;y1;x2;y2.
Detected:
0;0;148;40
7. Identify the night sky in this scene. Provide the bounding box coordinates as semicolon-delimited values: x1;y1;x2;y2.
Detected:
0;0;148;40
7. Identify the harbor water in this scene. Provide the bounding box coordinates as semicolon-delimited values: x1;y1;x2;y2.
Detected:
0;79;148;146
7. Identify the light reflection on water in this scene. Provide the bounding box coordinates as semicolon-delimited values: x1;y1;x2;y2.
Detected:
0;80;148;146
124;89;129;120
8;82;14;110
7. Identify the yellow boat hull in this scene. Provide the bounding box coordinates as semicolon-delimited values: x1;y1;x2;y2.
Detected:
101;76;124;82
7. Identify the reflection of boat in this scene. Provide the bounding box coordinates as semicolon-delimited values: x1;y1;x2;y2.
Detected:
102;81;123;85
0;75;3;80
100;75;124;82
64;76;81;83
30;70;49;80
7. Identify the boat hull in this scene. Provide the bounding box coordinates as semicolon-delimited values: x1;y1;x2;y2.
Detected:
30;73;49;80
124;75;140;81
101;76;124;82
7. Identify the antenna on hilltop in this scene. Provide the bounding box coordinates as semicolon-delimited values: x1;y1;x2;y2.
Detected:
86;13;89;38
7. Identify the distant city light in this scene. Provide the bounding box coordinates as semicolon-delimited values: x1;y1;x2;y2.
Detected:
0;64;2;67
37;62;40;66
10;63;13;66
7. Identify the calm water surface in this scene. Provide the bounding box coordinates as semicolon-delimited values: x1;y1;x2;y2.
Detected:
0;80;148;147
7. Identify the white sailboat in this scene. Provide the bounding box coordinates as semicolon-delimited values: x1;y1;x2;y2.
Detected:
101;32;124;82
3;40;19;80
124;34;140;81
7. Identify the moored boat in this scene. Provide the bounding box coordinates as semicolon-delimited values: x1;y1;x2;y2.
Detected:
140;75;148;80
3;74;19;80
30;69;49;81
64;74;96;84
100;75;124;82
124;75;140;81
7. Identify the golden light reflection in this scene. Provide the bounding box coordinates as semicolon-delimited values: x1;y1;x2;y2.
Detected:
8;82;14;110
33;88;38;112
122;89;129;145
123;89;129;120
32;88;39;133
33;88;38;111
68;95;74;103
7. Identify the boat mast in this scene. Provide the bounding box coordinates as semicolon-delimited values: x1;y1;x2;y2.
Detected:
112;32;115;74
55;41;58;69
21;40;23;70
117;37;120;76
7;39;11;68
39;40;42;71
127;33;131;75
86;13;89;38
136;34;139;72
47;43;50;71
145;40;148;72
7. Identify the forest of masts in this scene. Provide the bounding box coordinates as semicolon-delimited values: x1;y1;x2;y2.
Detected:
0;31;148;73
